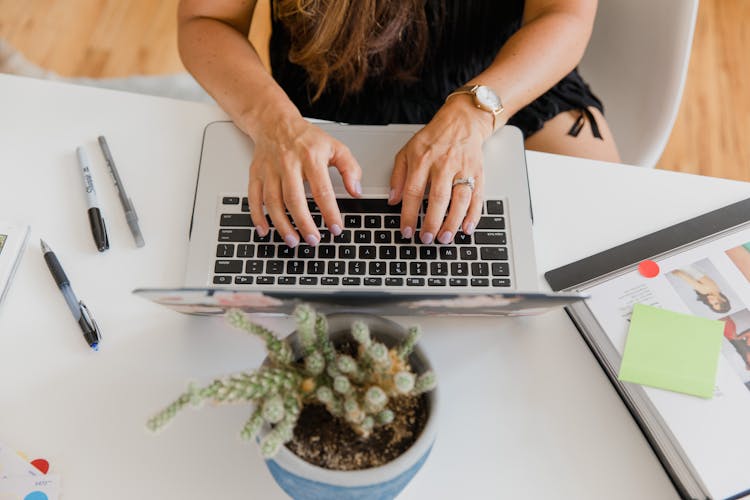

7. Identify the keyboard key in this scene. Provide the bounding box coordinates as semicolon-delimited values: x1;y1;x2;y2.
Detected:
235;275;253;285
430;262;448;276
216;244;234;258
410;262;428;275
477;217;505;230
328;261;345;275
266;260;284;274
379;246;397;259
222;196;240;205
278;276;297;285
364;215;381;228
220;213;252;227
492;278;512;287
308;261;325;274
318;245;336;259
486;200;504;214
400;246;417;259
480;247;509;260
218;228;251;242
428;277;447;286
460;247;478;260
213;275;231;285
298;245;315;258
359;246;377;259
492;262;510;276
471;278;490;287
258;244;275;258
278;246;295;258
385;277;404;286
237;244;254;258
364;277;383;286
395;232;412;244
390;261;407;275
449;278;468;287
321;277;340;286
287;260;305;274
355;231;371;244
439;247;457;260
300;277;318;285
319;230;332;243
374;231;391;244
339;245;356;259
333;230;352;243
272;231;285;243
343;277;361;286
338;198;400;213
475;231;507;245
369;261;386;275
257;276;275;285
312;214;323;227
471;262;489;276
455;232;472;244
253;231;271;243
420;247;437;260
407;278;425;286
348;261;366;275
246;260;263;274
344;215;361;228
451;262;469;276
215;260;243;274
384;215;400;228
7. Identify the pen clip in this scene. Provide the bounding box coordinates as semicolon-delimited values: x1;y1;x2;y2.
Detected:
78;300;102;344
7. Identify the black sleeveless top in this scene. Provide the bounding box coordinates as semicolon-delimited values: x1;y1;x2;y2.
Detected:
269;0;603;139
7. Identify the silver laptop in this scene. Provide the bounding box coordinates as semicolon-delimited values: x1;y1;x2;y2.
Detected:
185;120;539;292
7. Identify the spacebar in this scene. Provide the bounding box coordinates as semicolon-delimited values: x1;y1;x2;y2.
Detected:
337;198;401;213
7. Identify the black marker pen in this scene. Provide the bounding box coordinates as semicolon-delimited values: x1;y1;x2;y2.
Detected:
77;146;109;251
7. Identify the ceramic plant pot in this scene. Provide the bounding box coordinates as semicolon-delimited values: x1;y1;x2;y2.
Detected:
263;313;439;500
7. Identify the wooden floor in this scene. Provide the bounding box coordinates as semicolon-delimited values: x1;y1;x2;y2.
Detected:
0;0;747;181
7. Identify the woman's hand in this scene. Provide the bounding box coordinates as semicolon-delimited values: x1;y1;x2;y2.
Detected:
247;117;362;247
389;97;495;244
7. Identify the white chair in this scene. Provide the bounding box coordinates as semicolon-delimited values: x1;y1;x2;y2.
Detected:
578;0;699;167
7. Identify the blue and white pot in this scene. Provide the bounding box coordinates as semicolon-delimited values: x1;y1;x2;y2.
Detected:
263;313;439;500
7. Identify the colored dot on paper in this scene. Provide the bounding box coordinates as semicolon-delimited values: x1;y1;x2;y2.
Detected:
24;492;48;500
31;458;49;474
638;260;660;278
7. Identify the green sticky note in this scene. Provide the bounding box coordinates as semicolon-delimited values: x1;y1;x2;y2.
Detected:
618;303;724;398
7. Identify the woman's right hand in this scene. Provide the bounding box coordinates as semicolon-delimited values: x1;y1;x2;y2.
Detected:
247;117;363;247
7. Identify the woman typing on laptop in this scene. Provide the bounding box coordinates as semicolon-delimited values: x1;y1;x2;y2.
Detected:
177;0;620;249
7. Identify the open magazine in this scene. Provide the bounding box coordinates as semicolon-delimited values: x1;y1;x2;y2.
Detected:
546;198;750;500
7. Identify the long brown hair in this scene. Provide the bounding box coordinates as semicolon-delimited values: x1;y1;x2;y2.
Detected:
274;0;430;101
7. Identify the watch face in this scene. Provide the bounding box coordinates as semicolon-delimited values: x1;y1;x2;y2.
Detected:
474;86;502;112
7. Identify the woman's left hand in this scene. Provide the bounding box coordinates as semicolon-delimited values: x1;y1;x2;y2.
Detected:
389;97;496;244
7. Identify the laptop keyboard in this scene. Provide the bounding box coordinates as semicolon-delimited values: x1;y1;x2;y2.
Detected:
213;195;512;289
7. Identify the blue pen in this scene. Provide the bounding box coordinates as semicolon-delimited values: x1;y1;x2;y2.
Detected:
40;239;101;351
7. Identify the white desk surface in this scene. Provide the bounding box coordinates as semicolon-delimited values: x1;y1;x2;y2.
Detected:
2;74;749;499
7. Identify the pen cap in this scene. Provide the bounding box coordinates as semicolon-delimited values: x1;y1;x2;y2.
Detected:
87;207;109;251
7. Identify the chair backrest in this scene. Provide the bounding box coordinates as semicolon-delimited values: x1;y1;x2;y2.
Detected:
578;0;699;167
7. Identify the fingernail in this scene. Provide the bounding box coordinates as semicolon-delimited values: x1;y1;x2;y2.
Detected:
402;226;413;239
438;231;453;244
355;181;363;196
421;232;434;244
330;224;342;236
284;234;299;248
305;234;319;246
465;222;475;235
257;226;269;237
388;188;396;204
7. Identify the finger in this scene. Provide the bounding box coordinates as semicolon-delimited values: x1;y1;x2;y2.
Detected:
420;165;455;244
264;178;299;248
399;158;429;240
388;150;407;205
330;142;362;198
248;172;268;236
462;175;484;235
306;163;343;237
282;172;320;246
438;177;473;244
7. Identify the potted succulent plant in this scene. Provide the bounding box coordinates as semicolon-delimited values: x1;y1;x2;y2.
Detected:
148;305;438;499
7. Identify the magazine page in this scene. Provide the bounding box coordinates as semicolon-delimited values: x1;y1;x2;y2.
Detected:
584;227;750;499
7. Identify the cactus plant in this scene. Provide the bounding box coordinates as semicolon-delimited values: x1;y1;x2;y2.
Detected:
147;304;437;459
